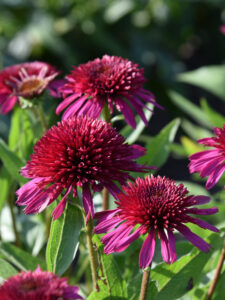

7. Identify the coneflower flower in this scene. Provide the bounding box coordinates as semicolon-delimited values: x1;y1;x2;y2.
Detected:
17;116;152;220
95;175;218;268
56;55;162;128
0;266;83;300
189;126;225;189
0;61;59;114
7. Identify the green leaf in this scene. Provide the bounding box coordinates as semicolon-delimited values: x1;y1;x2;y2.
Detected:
0;166;12;213
0;242;46;271
200;98;225;128
151;232;222;300
46;202;83;276
177;65;225;101
91;234;128;299
139;118;180;169
8;107;22;152
0;139;26;185
169;91;210;128
0;258;17;280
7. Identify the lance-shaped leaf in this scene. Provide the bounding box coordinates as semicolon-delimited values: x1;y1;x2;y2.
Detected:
0;258;17;281
46;202;83;276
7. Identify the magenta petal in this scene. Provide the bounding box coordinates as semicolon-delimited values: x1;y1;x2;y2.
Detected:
52;186;72;220
1;95;17;114
116;97;136;129
95;209;119;223
158;229;170;263
94;217;121;234
61;95;87;119
206;164;225;189
167;230;177;263
176;224;211;252
139;229;155;268
114;227;142;252
189;216;219;233
190;195;211;205
56;93;81;114
82;183;94;222
187;207;218;215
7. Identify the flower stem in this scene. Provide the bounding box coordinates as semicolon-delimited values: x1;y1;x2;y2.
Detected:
139;267;151;300
102;187;109;211
205;239;225;300
86;217;99;291
36;105;48;132
8;183;21;247
102;102;111;210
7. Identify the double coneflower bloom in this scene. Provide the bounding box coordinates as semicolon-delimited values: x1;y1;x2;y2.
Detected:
0;266;83;300
17;116;152;220
56;55;162;128
95;175;218;268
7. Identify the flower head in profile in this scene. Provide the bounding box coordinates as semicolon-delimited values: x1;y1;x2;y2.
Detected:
189;126;225;189
0;266;83;300
0;61;59;114
56;55;162;129
95;175;218;268
17;116;152;220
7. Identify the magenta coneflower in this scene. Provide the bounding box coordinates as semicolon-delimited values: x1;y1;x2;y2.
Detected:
56;55;162;129
94;175;218;268
17;116;152;220
0;266;83;300
189;126;225;189
0;61;59;114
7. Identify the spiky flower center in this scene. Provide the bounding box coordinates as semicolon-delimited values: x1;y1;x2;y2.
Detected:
117;176;189;233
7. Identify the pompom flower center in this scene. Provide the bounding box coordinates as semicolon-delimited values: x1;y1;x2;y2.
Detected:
116;176;189;233
21;280;39;292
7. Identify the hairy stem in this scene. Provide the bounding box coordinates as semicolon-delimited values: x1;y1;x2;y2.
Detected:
102;102;111;210
86;217;99;291
205;239;225;300
139;267;151;300
102;187;109;211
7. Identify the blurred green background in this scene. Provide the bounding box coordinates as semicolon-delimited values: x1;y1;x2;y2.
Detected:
0;0;225;180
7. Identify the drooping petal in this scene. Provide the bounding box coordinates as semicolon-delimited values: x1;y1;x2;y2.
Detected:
139;229;155;268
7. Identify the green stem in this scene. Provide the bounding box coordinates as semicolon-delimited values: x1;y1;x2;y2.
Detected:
86;217;99;291
8;183;21;247
139;267;151;300
102;102;111;123
36;105;48;132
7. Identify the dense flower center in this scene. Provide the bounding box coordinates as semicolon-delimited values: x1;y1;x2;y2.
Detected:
116;176;189;233
69;55;145;97
21;280;39;292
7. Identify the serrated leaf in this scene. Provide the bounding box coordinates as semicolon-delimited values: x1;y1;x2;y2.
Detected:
0;258;17;280
139;118;180;169
0;242;46;271
46;202;82;275
177;65;225;101
169;91;210;128
0;138;26;185
91;234;128;299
